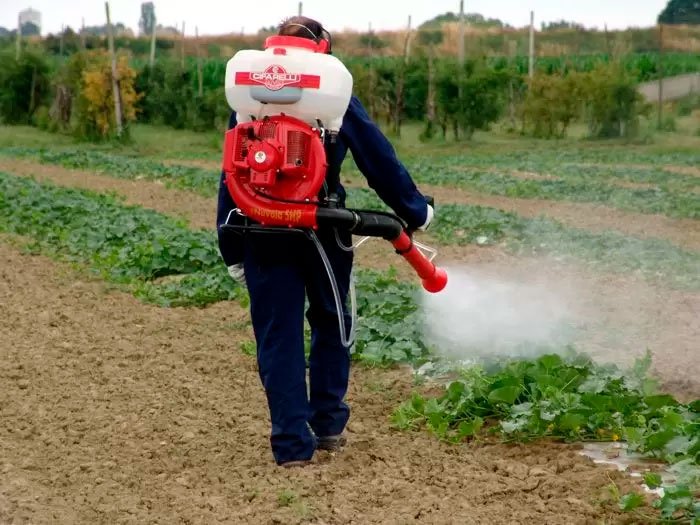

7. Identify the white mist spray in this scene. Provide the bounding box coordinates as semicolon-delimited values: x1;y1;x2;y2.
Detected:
420;265;579;361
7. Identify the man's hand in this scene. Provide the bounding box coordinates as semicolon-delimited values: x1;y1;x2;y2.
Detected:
227;264;246;287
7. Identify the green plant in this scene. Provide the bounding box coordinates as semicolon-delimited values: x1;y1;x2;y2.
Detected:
520;72;582;138
580;64;651;138
74;51;141;140
393;352;699;521
659;114;678;132
0;171;245;307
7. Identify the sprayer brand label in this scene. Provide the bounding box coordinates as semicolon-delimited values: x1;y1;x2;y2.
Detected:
235;65;320;91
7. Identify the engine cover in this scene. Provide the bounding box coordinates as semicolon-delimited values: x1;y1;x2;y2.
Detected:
222;115;327;228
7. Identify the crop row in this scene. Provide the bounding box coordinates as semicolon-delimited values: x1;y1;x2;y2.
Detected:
0;172;425;364
0;147;219;197
406;163;699;220
2;148;697;289
4;147;698;220
411;157;700;194
394;352;699;522
404;147;700;169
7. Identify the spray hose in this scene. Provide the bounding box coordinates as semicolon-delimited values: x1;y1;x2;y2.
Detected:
220;208;447;349
316;208;448;293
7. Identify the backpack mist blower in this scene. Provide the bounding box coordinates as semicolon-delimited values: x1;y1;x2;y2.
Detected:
219;35;448;345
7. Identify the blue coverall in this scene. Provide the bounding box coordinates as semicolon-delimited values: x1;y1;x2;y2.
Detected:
216;96;429;465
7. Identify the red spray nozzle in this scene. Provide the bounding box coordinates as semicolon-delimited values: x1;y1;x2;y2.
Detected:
423;266;448;293
392;231;448;293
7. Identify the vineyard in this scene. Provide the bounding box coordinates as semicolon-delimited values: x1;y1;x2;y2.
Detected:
0;116;698;522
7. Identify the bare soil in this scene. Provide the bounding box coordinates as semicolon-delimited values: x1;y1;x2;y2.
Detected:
0;243;646;524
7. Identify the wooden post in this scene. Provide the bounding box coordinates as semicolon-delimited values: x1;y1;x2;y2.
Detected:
60;24;64;56
16;15;21;60
367;22;375;119
196;26;203;96
427;49;435;121
180;21;186;69
105;1;123;137
149;13;157;67
528;11;535;78
394;15;412;137
404;15;412;62
657;23;664;130
81;17;86;50
508;40;517;129
458;0;465;63
28;67;37;118
298;2;303;16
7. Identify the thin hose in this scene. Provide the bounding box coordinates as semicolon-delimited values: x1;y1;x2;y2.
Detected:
308;230;356;348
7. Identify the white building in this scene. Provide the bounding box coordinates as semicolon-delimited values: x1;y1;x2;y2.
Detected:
19;7;42;32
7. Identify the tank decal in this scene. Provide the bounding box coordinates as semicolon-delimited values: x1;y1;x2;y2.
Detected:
235;65;320;91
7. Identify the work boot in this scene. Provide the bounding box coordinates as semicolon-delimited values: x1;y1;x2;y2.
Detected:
316;434;346;451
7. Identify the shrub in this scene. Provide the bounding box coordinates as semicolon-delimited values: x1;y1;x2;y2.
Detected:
0;51;51;124
580;64;650;138
520;72;583;138
72;51;140;140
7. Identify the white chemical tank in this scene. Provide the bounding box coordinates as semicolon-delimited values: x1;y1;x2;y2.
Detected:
225;36;353;131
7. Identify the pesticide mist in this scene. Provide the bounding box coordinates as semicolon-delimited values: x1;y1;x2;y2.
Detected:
420;265;579;361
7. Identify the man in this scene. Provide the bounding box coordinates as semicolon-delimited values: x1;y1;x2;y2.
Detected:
216;16;433;467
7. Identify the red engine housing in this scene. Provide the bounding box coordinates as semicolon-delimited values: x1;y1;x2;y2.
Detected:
222;115;327;228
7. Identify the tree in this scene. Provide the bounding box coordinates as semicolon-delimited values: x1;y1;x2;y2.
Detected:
520;73;582;138
435;60;510;140
658;0;700;24
0;51;50;124
416;30;443;139
72;51;140;139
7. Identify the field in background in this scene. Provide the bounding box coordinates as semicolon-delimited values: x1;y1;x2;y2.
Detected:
0;119;698;522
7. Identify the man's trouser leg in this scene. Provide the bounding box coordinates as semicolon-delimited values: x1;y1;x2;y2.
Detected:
244;240;315;464
304;230;353;438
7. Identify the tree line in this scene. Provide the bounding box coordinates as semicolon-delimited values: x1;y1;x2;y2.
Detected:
0;48;696;141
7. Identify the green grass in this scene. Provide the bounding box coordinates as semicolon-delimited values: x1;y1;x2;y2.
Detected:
0;124;222;159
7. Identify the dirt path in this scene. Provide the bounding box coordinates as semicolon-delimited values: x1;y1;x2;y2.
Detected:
3;157;698;252
0;243;644;524
0;158;215;231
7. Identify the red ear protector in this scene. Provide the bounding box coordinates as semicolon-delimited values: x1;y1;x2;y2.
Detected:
283;22;332;54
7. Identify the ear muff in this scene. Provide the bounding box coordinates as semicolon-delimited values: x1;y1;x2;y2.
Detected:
282;22;331;53
316;35;330;54
318;28;332;54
